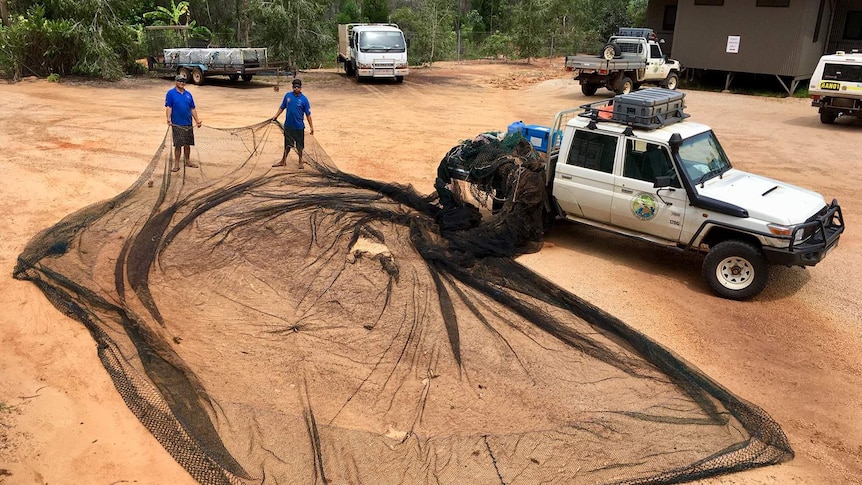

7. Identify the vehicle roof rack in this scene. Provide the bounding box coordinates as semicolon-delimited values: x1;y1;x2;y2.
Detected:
578;88;689;130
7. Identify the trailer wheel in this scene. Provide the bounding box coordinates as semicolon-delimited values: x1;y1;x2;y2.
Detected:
228;74;239;82
662;73;679;90
581;83;598;96
602;43;621;61
191;68;204;85
178;67;191;82
820;110;838;124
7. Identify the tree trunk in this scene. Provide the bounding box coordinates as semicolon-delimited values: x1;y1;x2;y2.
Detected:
1;0;9;27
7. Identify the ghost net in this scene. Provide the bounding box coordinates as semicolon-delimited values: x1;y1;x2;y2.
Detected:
14;122;792;484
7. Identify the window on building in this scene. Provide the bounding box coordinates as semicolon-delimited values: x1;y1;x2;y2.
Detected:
844;11;862;40
694;0;724;5
663;6;677;31
756;0;790;6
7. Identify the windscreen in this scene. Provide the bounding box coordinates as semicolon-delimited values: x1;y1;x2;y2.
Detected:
359;31;405;52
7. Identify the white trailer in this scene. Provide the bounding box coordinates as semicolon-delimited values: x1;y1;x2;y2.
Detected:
337;23;409;83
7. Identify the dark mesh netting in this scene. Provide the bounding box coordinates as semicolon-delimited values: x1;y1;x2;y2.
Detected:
14;121;792;485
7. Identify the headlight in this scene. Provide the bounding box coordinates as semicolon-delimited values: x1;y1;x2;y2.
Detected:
768;223;804;242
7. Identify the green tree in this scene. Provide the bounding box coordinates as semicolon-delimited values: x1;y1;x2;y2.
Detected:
247;0;333;68
143;0;190;25
362;0;387;22
511;0;549;61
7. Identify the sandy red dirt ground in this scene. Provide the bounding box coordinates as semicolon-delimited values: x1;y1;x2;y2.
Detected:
1;59;861;484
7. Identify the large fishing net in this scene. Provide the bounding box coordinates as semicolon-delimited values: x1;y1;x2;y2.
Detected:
14;122;792;484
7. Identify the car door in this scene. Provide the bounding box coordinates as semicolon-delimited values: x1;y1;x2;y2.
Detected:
553;128;621;223
610;138;686;241
647;43;669;80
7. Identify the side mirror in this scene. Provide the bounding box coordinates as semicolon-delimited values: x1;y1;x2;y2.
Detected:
406;39;411;48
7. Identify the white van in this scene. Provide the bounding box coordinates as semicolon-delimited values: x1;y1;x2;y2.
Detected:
809;50;862;124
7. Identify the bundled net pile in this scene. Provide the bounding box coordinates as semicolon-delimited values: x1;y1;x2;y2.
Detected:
14;122;792;484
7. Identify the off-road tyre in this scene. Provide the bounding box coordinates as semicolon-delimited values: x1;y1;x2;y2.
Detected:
191;68;204;85
617;76;634;95
228;74;240;82
662;72;679;90
820;110;838;124
702;240;769;300
345;62;355;76
241;74;253;82
602;43;621;61
395;75;404;83
581;83;599;96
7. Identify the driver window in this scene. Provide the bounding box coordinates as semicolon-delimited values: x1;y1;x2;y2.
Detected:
650;44;663;59
623;140;680;187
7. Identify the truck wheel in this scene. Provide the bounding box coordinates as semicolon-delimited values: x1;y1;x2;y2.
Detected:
662;73;679;90
395;75;404;83
228;74;239;82
702;240;769;300
581;84;598;96
820;110;838;124
345;62;355;76
178;67;191;81
191;68;204;85
602;43;621;61
617;76;634;95
241;74;253;82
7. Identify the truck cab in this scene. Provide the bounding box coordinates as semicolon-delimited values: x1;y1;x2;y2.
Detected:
544;89;844;299
809;50;862;124
337;23;409;83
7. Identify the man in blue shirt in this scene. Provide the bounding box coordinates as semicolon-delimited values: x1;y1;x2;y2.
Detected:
271;78;314;169
165;74;203;172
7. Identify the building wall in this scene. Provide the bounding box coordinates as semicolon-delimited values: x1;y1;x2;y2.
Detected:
646;0;678;55
827;0;862;53
668;0;824;77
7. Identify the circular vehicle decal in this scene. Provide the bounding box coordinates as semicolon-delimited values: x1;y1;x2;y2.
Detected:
631;193;658;221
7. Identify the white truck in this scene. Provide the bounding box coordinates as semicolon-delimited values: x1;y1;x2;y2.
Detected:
565;28;681;96
480;89;844;300
337;23;409;83
809;50;862;124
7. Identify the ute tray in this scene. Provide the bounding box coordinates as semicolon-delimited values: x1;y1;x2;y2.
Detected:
579;88;689;130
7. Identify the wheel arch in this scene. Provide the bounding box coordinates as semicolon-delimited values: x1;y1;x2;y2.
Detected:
697;225;763;252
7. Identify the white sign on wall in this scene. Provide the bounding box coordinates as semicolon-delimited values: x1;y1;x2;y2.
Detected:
726;35;741;54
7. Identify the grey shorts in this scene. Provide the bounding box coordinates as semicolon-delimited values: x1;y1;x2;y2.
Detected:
172;125;195;147
284;128;305;152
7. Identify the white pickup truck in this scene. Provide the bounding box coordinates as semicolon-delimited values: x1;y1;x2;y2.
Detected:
565;28;681;96
530;89;843;299
809;50;862;124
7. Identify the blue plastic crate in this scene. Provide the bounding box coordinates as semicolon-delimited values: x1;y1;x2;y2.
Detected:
525;124;552;153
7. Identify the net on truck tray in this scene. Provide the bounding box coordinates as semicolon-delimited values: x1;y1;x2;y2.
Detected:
14;121;792;485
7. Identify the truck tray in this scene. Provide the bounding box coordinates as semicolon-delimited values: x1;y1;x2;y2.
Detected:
611;89;686;129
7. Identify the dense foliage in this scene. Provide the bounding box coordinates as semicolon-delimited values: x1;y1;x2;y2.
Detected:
0;0;645;80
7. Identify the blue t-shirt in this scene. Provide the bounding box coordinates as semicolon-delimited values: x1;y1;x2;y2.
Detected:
165;88;196;126
279;92;311;130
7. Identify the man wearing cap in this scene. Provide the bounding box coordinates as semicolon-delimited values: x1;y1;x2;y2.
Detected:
165;74;203;172
271;78;314;169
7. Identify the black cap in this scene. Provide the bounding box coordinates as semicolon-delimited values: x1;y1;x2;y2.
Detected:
292;78;302;87
175;74;186;82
